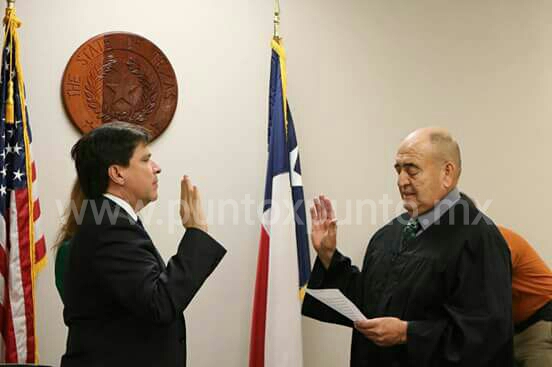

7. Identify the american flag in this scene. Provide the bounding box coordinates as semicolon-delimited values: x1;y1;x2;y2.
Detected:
0;7;46;363
249;38;311;367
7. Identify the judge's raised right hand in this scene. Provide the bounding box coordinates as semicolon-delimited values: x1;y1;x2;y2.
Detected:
180;176;208;232
310;195;337;269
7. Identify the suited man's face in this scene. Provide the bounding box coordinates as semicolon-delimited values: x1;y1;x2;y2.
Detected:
119;142;161;211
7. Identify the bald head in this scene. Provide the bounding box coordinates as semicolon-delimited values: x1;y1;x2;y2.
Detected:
400;127;462;181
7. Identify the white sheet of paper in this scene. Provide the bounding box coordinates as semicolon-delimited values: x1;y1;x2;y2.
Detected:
306;288;367;322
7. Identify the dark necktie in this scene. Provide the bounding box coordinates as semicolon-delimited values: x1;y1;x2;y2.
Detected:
400;218;419;252
136;217;145;231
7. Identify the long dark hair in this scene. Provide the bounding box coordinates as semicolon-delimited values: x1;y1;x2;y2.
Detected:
54;178;85;249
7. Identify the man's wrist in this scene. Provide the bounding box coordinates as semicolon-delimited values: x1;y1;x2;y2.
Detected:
400;320;408;344
185;224;209;233
318;248;336;269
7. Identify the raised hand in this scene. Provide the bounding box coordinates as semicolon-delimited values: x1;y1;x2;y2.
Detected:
310;195;337;269
180;176;208;232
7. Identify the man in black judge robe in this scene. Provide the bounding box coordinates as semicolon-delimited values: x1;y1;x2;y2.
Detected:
302;127;513;367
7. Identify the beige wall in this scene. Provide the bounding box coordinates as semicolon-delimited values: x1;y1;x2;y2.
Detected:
16;0;551;366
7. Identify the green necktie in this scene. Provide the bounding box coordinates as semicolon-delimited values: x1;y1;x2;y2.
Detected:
401;218;419;252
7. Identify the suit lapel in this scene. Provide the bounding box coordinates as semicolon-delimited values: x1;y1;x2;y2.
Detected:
133;219;166;268
102;197;167;268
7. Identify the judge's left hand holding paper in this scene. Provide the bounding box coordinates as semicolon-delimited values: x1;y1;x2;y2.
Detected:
354;317;407;347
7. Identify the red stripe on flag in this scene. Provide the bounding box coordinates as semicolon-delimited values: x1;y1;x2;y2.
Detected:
249;226;270;367
34;236;46;264
0;245;7;280
32;200;40;222
15;189;36;362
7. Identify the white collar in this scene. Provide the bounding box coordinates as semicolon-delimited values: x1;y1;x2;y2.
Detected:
103;193;138;222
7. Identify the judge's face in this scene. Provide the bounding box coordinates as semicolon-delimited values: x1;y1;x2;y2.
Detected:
395;141;448;217
119;142;161;211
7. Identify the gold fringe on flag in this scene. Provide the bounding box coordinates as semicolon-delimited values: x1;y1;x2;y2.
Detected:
5;80;14;123
3;3;21;124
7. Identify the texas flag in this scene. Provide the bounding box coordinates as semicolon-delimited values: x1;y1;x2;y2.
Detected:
249;38;311;367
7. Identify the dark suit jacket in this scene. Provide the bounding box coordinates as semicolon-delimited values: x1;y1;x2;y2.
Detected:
60;197;226;367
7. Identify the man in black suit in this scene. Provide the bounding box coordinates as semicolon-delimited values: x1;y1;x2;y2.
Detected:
60;122;226;367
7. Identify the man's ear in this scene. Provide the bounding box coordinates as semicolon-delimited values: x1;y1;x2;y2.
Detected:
442;161;456;190
107;165;125;186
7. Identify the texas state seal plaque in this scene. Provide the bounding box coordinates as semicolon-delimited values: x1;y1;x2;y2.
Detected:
62;32;178;140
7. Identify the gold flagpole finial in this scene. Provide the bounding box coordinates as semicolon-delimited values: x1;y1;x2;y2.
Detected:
4;0;17;124
273;0;281;41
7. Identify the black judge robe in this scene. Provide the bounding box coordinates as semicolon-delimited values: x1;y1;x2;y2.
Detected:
302;199;513;367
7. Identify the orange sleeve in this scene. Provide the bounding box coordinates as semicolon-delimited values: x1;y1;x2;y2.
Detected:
498;225;552;324
499;226;551;274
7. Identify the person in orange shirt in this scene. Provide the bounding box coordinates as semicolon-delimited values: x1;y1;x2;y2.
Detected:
461;193;552;367
499;226;552;367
